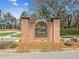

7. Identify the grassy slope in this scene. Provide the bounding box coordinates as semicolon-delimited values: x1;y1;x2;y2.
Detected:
0;32;15;36
0;32;21;38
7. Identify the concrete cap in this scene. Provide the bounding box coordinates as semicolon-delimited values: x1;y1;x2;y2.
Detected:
21;16;30;19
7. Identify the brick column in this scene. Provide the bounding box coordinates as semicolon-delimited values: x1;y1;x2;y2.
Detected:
52;17;60;43
48;22;53;42
21;17;29;44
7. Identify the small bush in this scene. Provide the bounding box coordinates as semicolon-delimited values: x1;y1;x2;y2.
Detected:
0;42;18;49
71;41;79;48
16;44;30;53
71;38;78;42
64;41;73;46
7;43;18;49
0;45;6;49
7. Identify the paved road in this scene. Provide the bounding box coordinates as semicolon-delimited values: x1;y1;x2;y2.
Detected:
0;51;79;59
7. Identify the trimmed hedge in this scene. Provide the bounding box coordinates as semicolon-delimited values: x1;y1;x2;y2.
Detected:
61;28;79;36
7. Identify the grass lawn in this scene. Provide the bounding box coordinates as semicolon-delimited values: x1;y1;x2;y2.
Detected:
61;28;79;37
0;32;15;36
0;31;21;38
11;33;21;38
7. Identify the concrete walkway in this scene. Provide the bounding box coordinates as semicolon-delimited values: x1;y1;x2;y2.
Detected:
0;48;79;59
0;51;79;59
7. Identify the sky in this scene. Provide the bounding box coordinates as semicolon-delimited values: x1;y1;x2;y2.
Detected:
0;0;33;18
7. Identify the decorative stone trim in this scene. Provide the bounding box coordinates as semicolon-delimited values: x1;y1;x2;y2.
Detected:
21;16;30;19
50;17;60;22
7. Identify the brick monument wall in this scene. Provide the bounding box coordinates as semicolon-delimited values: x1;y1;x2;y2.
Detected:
21;17;60;44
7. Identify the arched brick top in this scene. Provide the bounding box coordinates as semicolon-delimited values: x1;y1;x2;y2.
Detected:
35;20;47;26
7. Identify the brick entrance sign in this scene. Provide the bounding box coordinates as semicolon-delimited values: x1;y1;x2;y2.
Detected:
20;16;60;44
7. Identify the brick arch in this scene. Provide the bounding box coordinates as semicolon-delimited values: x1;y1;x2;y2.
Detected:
35;20;48;37
35;20;47;26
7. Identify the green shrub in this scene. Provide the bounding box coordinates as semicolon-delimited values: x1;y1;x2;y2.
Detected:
61;28;79;36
